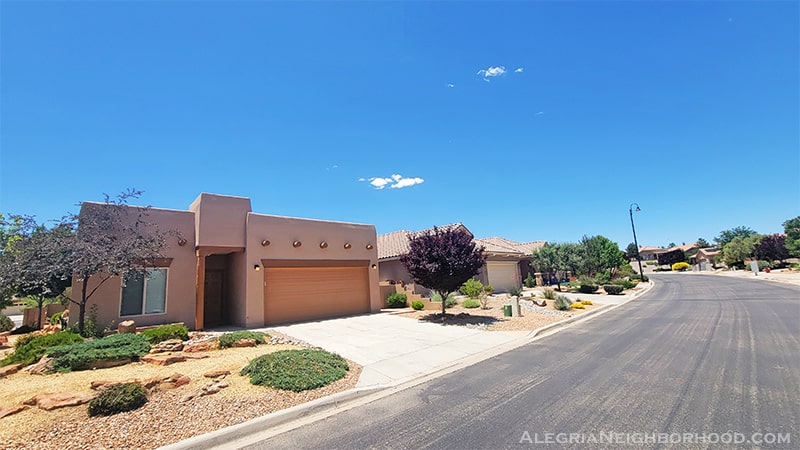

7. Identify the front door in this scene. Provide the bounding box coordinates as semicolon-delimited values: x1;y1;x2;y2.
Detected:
204;270;224;326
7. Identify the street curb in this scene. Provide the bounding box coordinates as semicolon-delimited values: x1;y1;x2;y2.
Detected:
162;280;657;449
158;386;384;450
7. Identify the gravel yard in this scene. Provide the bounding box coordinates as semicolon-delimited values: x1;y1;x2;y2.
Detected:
0;332;360;450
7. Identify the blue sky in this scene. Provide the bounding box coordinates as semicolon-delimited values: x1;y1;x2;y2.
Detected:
1;1;798;249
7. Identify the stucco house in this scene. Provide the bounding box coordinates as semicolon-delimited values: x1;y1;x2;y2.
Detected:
377;224;544;295
69;193;381;331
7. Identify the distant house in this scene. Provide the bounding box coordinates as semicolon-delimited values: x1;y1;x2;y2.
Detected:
377;224;544;294
69;193;382;331
695;248;721;269
637;246;665;261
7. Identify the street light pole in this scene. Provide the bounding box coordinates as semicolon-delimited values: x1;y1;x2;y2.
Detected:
629;203;644;280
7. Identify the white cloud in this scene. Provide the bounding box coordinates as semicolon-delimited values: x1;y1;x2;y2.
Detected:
535;111;544;116
358;177;366;182
447;83;455;88
477;65;506;81
515;67;523;73
364;174;425;190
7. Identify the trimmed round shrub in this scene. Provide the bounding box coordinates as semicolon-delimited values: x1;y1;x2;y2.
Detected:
579;284;599;294
88;382;148;417
671;262;691;272
218;331;269;348
0;314;14;333
571;303;585;309
140;324;189;344
240;349;349;392
554;295;572;311
460;278;484;298
386;292;407;308
411;301;424;311
603;285;624;295
1;332;84;367
462;299;480;308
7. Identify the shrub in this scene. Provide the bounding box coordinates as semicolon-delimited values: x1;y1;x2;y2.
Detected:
571;303;585;309
49;311;64;326
604;285;624;295
554;295;572;311
431;292;457;308
88;382;148;417
240;349;349;392
1;332;84;367
593;271;612;285
218;331;269;348
672;262;691;272
542;289;557;300
524;273;536;288
462;299;480;308
460;278;484;298
645;261;657;266
411;300;424;311
508;286;522;298
0;315;14;333
484;285;494;295
580;299;593;305
386;292;408;308
746;260;772;271
612;279;638;290
47;333;151;373
579;284;599;294
140;324;189;344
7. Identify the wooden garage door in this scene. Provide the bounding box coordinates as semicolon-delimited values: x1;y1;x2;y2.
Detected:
486;261;520;293
264;265;370;325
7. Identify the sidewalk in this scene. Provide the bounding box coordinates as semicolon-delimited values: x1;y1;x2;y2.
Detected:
691;268;800;286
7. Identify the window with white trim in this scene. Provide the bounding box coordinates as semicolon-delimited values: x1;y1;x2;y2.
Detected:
120;268;167;316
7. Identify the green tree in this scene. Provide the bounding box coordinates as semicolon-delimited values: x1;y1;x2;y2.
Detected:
722;234;761;267
579;235;626;276
400;227;485;318
530;243;583;290
783;216;800;258
696;237;710;248
625;242;639;260
715;226;757;248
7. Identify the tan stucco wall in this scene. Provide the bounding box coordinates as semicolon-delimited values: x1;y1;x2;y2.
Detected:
189;193;251;249
69;206;197;331
243;212;381;328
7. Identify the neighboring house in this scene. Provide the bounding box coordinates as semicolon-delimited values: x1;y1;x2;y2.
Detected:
377;224;544;294
69;193;381;331
636;246;665;261
695;248;721;269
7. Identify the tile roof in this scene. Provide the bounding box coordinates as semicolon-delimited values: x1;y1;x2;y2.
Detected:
474;237;546;256
377;223;470;259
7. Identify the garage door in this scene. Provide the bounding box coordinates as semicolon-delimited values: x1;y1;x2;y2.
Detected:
486;261;520;293
264;265;370;325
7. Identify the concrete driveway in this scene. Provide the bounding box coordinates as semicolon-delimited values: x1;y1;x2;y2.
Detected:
270;313;529;388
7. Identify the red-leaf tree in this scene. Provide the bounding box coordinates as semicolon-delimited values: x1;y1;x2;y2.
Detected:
754;234;789;263
400;227;485;319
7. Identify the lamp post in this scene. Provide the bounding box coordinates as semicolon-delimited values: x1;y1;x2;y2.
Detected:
629;203;644;280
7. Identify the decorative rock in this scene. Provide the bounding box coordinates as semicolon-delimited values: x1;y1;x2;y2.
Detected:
118;320;136;334
233;338;257;348
91;373;190;392
24;392;96;411
0;363;21;378
183;339;218;353
181;380;228;402
0;405;29;419
0;335;8;346
150;339;184;353
203;369;231;378
141;354;187;366
182;353;210;360
88;359;131;370
24;356;54;375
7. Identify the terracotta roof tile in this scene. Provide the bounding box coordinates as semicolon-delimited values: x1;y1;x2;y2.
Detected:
377;223;470;260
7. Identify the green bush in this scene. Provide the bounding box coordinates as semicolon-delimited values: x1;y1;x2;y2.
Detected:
431;292;457;308
411;300;424;311
0;315;13;333
604;285;624;295
460;278;484;298
612;279;638;290
672;262;691;272
386;292;408;308
593;271;612;285
484;285;494;295
645;261;657;266
1;332;84;367
47;333;151;373
523;273;536;288
747;260;772;271
579;284;599;294
218;331;269;348
554;295;572;311
616;264;637;279
49;311;64;326
462;299;480;308
240;349;349;392
88;382;148;417
542;289;557;300
140;324;189;344
508;286;522;298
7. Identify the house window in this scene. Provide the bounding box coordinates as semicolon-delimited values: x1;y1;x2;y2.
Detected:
120;268;167;316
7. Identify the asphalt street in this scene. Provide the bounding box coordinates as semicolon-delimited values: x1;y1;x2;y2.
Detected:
242;274;799;449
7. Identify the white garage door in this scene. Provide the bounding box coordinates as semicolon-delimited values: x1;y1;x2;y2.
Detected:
486;261;520;293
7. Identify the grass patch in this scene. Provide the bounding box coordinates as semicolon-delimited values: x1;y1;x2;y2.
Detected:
240;349;349;392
